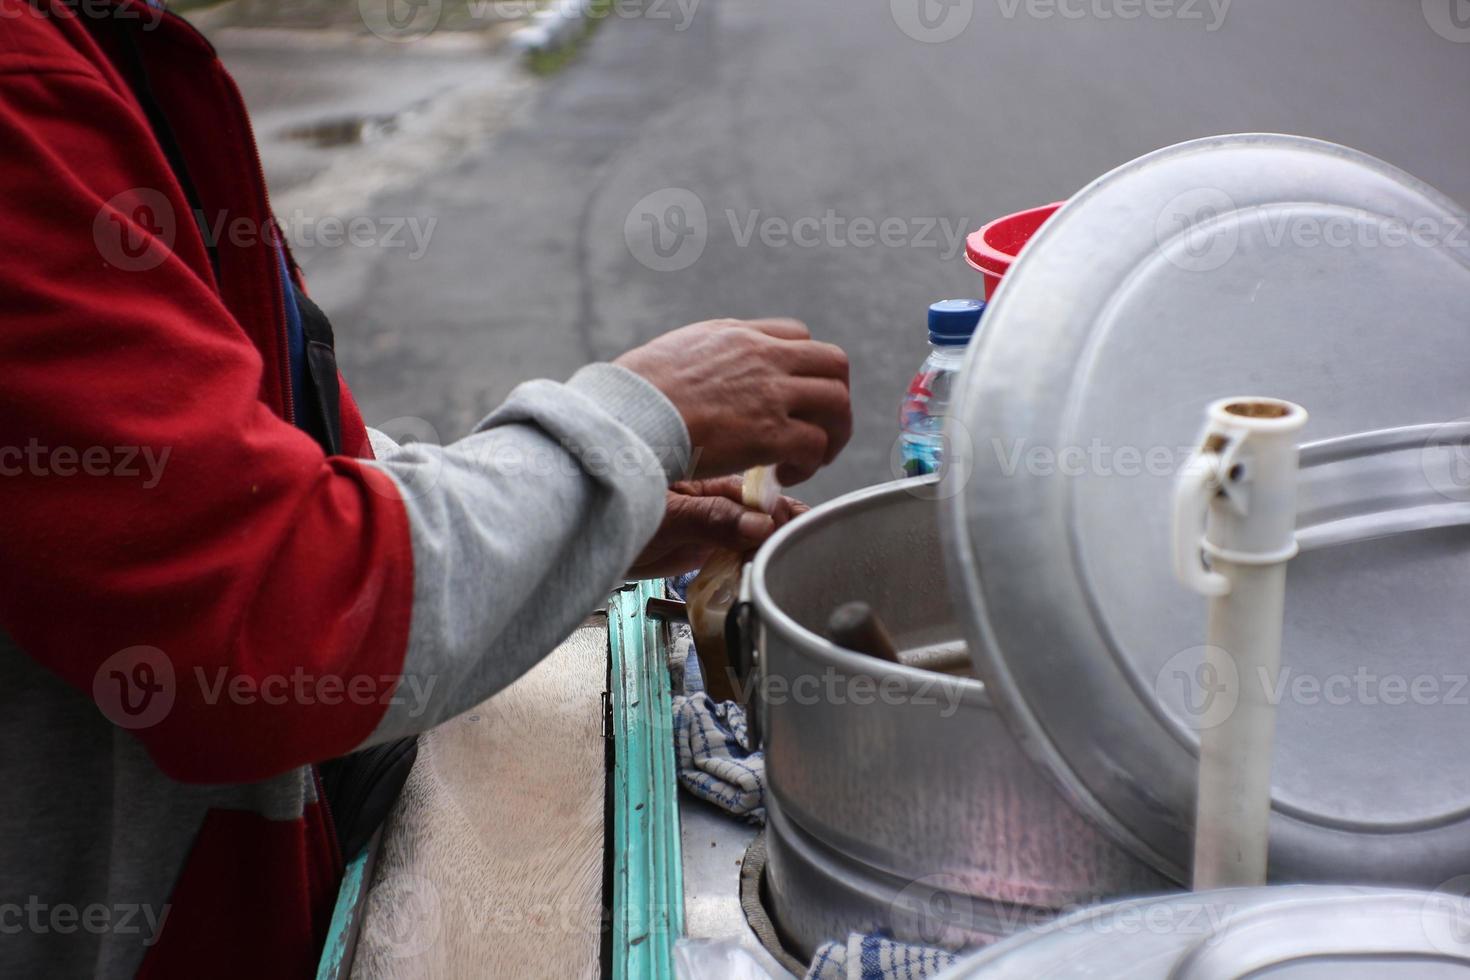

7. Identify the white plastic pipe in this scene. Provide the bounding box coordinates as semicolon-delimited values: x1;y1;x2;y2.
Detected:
1172;397;1307;890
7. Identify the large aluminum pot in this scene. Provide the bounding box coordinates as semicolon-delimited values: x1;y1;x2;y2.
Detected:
751;477;1169;958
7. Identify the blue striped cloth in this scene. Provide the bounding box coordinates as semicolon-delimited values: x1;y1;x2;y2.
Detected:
805;934;958;980
671;694;765;823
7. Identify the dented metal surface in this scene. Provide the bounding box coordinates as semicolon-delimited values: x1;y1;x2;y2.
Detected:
752;479;1169;959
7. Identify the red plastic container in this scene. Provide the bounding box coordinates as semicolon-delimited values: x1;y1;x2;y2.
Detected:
965;202;1065;299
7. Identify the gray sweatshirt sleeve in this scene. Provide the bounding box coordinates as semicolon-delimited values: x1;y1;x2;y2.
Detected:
357;363;689;744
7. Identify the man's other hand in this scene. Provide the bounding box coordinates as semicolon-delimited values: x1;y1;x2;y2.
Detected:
627;477;810;579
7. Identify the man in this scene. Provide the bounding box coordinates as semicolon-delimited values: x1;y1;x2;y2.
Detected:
0;0;852;975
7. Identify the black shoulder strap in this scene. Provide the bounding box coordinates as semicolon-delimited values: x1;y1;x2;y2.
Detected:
102;19;220;284
290;281;344;456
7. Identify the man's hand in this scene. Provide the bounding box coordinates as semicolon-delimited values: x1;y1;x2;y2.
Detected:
614;318;851;486
627;477;810;579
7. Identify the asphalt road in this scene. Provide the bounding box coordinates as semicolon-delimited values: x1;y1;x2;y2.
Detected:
243;0;1470;504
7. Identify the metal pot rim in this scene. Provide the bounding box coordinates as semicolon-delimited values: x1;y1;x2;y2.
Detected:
751;477;989;706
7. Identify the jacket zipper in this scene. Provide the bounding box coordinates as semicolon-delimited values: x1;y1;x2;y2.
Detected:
311;765;344;872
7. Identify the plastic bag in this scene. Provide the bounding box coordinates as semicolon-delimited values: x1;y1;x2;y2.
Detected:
686;468;780;702
672;937;790;980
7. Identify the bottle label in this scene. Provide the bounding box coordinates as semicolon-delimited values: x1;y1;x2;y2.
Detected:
899;369;944;477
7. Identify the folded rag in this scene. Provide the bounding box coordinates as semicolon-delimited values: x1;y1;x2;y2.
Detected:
671;693;766;823
805;934;958;980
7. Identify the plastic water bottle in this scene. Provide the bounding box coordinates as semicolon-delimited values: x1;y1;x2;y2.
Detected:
898;299;985;477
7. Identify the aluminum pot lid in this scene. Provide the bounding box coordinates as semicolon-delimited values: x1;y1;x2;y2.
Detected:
935;886;1470;979
940;134;1470;884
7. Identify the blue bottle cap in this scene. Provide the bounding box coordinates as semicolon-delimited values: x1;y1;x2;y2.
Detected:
928;299;986;345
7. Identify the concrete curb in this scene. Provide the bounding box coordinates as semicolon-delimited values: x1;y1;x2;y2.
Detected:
507;0;594;54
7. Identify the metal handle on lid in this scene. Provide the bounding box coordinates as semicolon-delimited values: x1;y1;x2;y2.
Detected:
1296;421;1470;551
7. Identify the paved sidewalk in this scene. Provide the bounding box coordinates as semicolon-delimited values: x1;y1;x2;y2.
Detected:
196;1;532;214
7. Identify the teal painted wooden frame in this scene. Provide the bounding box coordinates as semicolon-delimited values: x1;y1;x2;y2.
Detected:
315;841;374;980
316;579;685;978
608;579;685;980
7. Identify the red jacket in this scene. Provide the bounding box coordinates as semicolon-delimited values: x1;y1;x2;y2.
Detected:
1;2;689;975
0;2;412;974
